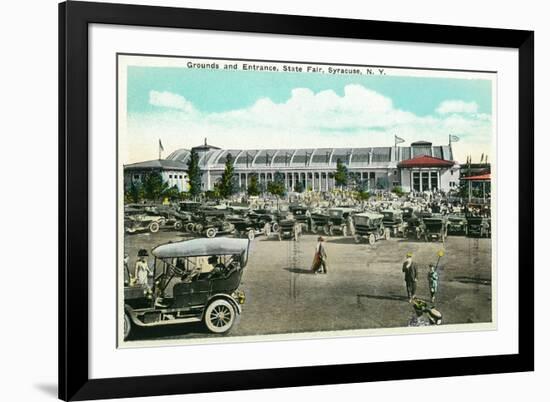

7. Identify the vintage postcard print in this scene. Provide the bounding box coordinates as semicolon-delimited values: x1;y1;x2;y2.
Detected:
117;54;496;347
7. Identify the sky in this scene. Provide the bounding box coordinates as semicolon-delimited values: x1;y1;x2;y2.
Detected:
124;64;494;164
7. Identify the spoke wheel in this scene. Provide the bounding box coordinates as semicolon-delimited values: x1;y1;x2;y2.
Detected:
123;312;131;340
204;299;236;334
368;233;376;245
149;222;160;233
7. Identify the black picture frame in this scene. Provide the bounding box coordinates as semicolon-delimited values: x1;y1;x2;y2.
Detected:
59;1;534;400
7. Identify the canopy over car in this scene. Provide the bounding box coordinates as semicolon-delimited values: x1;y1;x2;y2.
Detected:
152;238;249;259
355;211;384;220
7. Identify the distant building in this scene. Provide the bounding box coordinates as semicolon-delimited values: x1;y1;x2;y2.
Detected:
124;159;189;192
134;139;460;193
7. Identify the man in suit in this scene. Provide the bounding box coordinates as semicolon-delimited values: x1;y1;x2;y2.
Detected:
402;252;418;302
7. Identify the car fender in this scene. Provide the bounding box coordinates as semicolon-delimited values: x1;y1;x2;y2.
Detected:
202;294;242;320
124;304;143;327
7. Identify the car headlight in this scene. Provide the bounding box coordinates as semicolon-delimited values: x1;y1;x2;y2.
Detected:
233;290;246;304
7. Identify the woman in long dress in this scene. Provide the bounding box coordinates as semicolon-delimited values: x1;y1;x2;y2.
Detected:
134;249;152;287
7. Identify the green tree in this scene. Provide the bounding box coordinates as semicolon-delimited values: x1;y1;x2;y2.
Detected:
163;185;181;200
294;181;304;193
334;158;348;188
219;153;236;198
143;171;169;201
186;148;202;198
126;180;144;203
247;174;260;196
267;171;286;197
392;186;405;197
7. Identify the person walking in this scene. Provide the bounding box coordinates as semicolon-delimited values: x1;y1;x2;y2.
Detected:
428;264;439;303
402;252;417;302
311;236;328;274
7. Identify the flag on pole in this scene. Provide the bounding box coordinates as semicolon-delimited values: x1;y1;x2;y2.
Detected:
158;139;165;160
449;134;460;143
394;135;405;145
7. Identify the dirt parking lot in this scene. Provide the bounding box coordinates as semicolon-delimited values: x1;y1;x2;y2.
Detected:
124;230;492;341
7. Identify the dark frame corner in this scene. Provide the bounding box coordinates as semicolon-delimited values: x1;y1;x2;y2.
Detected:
59;1;534;400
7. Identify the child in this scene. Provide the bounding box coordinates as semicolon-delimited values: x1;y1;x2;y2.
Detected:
428;264;439;303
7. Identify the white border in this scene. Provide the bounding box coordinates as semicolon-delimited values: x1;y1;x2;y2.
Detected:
89;24;518;379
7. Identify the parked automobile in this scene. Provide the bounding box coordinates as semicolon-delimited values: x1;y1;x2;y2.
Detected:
381;209;405;237
249;208;280;232
225;215;269;240
353;212;389;245
152;205;192;231
123;238;250;339
289;204;310;231
326;208;355;236
466;216;491;238
447;214;467;235
124;206;166;234
419;216;449;242
188;209;234;238
277;213;302;240
309;209;330;234
178;201;202;213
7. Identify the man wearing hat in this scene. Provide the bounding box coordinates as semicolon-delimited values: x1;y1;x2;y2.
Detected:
311;236;328;274
402;252;417;302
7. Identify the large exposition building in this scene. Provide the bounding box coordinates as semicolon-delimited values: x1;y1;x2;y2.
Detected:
125;140;461;193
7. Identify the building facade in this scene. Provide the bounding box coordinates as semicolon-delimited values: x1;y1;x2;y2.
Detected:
149;140;461;193
124;159;190;192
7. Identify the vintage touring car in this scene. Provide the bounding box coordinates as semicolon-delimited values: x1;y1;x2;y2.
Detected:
325;208;355;236
124;205;166;234
419;216;449;242
352;211;389;245
123;238;251;340
381;209;405;237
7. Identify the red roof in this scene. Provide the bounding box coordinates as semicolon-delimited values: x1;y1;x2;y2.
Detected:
398;155;454;168
461;173;491;181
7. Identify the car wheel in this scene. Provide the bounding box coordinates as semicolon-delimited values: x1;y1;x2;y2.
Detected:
194;223;204;234
247;229;255;241
204;299;236;334
206;227;217;238
124;312;131;340
186;222;195;232
149;222;160;233
173;221;183;231
368;233;376;245
271;223;279;233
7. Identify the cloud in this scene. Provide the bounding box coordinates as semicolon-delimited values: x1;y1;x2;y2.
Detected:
436;100;479;115
149;90;196;114
128;85;492;164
